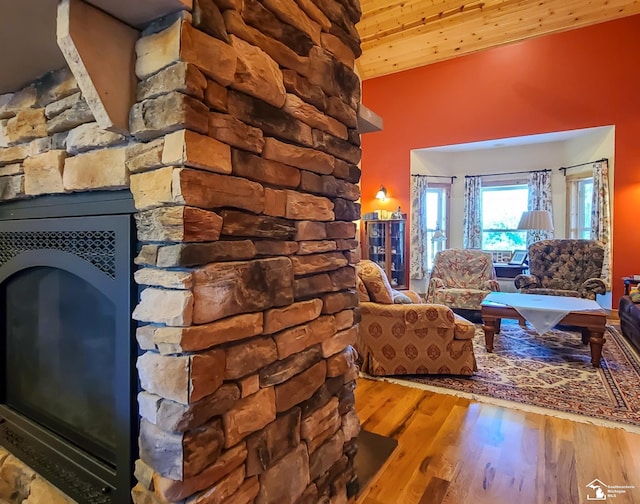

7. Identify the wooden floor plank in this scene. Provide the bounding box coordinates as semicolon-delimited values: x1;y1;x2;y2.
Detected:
354;377;640;504
355;379;408;424
419;476;449;504
361;385;427;437
359;393;461;503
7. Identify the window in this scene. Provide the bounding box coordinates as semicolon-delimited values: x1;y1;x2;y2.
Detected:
481;183;528;250
568;177;593;238
425;185;449;270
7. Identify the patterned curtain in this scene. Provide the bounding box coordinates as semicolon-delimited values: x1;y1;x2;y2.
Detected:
409;175;429;279
527;170;553;247
592;160;612;290
463;176;482;249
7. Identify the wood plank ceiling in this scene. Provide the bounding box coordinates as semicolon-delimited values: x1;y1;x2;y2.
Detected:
357;0;640;80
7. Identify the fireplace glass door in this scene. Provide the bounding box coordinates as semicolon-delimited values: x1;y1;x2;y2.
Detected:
6;266;117;465
0;194;136;504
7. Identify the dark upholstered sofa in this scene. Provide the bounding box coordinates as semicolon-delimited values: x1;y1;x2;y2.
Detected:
619;295;640;353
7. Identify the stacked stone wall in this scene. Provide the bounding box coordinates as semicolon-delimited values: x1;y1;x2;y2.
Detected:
0;66;131;198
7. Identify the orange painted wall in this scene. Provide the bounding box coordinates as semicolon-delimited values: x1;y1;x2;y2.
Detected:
361;14;640;303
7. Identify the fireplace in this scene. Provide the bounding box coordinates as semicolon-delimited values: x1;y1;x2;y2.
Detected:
0;191;137;504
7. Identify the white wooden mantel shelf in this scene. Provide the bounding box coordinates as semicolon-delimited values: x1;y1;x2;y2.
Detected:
0;0;190;95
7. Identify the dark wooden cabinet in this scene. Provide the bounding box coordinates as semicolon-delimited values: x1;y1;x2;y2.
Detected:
363;219;408;289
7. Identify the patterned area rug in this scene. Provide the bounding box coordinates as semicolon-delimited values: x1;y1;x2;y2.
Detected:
381;322;640;431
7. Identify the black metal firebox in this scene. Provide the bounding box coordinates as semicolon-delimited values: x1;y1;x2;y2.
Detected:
0;192;137;504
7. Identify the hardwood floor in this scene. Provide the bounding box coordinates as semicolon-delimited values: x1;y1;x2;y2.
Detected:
354;377;640;504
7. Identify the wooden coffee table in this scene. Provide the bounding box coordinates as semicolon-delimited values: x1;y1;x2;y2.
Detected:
481;295;608;368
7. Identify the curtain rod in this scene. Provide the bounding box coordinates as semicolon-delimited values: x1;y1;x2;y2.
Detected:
464;168;551;179
558;158;607;175
411;174;457;183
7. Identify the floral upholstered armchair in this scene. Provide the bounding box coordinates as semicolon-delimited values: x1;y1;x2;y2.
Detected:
426;249;500;311
356;260;477;376
514;239;606;300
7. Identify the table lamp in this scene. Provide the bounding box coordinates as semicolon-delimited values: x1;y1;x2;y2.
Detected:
517;210;554;231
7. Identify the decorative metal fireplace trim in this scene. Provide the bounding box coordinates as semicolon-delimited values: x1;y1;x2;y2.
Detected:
0;191;137;504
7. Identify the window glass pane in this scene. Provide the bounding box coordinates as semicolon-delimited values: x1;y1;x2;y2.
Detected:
483;230;527;250
481;185;528;250
425;192;439;229
424;187;448;271
579;179;593;237
482;186;528;228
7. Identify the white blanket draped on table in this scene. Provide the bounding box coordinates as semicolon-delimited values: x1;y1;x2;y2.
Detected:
483;292;604;335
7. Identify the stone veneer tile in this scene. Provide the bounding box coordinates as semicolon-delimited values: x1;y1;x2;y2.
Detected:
255;444;310;504
192;257;293;324
4;108;48;145
162;128;231;174
0;163;23;176
0;174;24;200
65;122;126;154
223;387;276;447
23;149;66;195
62;146;128;191
133;287;194;327
229;35;286;108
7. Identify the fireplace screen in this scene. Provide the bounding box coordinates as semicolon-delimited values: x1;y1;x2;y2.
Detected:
6;266;117;465
0;193;136;504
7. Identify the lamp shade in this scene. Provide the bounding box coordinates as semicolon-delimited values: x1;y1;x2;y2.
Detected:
432;228;447;242
375;185;387;201
517;210;554;231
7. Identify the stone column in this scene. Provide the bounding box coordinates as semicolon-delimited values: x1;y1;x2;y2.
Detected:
129;1;363;503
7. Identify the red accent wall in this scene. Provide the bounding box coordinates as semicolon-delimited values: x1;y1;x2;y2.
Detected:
361;14;640;303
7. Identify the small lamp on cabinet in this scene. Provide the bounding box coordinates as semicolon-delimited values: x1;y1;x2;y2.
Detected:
375;185;387;201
